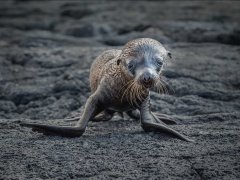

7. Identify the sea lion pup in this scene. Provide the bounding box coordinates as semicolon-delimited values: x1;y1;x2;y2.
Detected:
21;38;193;142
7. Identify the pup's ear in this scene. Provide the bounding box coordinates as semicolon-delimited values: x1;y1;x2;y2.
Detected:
167;51;172;59
117;59;121;65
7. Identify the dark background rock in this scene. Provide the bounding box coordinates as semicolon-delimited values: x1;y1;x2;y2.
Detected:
0;0;239;179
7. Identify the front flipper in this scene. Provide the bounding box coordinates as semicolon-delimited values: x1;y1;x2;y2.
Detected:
141;120;194;142
20;123;84;137
20;91;102;138
140;95;194;142
152;112;177;125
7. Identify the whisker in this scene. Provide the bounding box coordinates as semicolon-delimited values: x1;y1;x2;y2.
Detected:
158;78;169;94
135;84;142;102
154;81;160;94
129;83;134;106
118;80;133;96
133;83;140;106
121;80;134;103
123;80;136;105
128;82;136;105
161;78;175;94
155;80;164;94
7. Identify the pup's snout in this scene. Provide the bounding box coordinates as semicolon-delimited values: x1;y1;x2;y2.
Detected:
143;71;153;82
139;71;155;88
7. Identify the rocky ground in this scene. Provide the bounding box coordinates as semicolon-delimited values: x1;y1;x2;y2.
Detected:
0;0;240;179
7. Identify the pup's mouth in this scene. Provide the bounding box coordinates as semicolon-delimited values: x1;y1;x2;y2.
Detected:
139;80;155;89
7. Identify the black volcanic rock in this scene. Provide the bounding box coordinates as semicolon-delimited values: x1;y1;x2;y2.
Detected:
0;0;239;179
65;24;95;37
61;8;93;19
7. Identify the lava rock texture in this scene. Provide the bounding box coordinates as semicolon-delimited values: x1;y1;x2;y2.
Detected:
0;0;240;179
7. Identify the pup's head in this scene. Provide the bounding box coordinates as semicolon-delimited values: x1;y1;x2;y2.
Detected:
118;38;171;89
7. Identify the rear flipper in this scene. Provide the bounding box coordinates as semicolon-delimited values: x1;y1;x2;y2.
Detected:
20;123;84;137
62;110;115;122
20;91;101;138
91;110;115;122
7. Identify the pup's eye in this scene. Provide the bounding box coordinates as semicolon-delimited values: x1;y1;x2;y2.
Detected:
127;62;135;74
128;63;134;70
156;61;163;66
128;64;132;68
154;58;163;66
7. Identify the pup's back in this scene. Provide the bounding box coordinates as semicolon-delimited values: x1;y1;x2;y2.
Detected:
89;49;121;93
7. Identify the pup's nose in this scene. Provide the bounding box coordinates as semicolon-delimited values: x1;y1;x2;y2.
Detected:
143;71;153;82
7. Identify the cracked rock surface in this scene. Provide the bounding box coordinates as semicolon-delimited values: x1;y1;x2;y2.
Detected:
0;0;240;179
